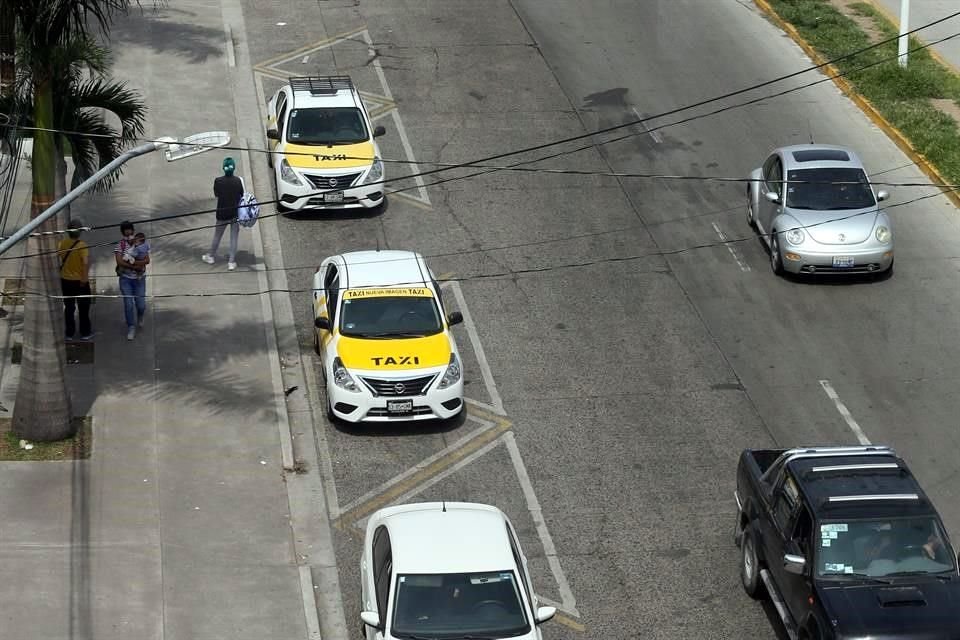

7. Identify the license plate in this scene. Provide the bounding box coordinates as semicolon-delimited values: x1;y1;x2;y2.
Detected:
832;256;855;268
387;400;413;414
323;191;344;203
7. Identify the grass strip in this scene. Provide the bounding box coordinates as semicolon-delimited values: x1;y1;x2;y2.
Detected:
765;0;960;185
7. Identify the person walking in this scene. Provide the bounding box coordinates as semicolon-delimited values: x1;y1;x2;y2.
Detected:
57;218;92;341
202;156;243;271
114;220;150;340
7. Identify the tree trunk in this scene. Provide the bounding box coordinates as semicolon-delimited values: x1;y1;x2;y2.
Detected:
12;73;74;442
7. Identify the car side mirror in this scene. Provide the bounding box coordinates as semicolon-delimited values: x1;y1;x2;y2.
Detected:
266;128;280;141
764;191;780;203
373;125;386;138
360;611;381;629
876;190;889;202
783;542;806;576
535;606;557;624
314;317;331;331
447;311;463;326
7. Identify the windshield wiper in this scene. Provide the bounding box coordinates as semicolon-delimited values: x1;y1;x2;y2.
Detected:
393;634;434;640
822;572;892;584
884;570;954;581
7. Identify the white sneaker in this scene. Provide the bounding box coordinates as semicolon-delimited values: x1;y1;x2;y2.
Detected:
126;327;136;341
201;254;215;264
137;316;144;329
227;261;237;271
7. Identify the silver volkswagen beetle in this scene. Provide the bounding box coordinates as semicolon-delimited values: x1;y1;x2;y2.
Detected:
747;144;894;276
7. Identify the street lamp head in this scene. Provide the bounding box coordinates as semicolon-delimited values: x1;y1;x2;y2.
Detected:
162;131;231;162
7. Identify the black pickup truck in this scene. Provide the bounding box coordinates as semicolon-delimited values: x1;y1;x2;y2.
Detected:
735;445;960;640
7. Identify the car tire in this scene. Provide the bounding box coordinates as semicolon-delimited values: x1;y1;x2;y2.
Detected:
313;330;321;356
740;527;764;599
770;233;785;276
746;190;756;229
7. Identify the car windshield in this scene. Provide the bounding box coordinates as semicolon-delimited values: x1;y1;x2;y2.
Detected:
391;572;530;639
286;107;367;145
785;168;876;210
817;517;956;579
339;293;442;338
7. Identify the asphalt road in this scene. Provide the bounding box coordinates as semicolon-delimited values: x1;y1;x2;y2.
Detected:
237;1;960;638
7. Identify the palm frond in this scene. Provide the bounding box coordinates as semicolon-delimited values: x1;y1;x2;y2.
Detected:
65;110;121;191
69;77;146;143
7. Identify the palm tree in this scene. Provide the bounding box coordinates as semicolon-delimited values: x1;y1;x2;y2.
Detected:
8;0;142;441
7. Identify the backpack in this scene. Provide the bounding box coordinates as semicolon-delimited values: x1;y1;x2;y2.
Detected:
237;176;260;228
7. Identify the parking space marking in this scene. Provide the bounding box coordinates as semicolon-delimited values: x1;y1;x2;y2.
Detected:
555;613;587;632
504;431;580;616
819;379;871;444
333;406;513;530
712;222;751;271
254;27;432;209
446;280;505;416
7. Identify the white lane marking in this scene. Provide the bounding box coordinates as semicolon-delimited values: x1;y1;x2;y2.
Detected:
361;30;431;206
223;23;236;67
301;55;310;64
337;414;501;517
298;566;323;640
712;221;751;271
504;431;580;617
631;107;663;144
819;380;871;445
446;280;505;415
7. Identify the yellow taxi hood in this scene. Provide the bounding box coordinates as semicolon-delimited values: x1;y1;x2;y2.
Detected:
337;332;451;371
284;141;375;169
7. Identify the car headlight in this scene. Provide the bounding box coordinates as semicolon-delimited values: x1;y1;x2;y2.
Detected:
785;228;805;245
875;225;892;244
332;357;360;392
437;353;461;390
363;157;383;185
279;158;302;186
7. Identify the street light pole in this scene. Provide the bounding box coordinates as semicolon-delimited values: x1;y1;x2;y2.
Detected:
898;0;911;68
0;131;230;256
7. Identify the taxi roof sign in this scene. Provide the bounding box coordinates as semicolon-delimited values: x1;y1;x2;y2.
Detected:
343;287;433;299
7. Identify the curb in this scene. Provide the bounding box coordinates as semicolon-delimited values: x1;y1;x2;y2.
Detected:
240;140;296;472
752;0;960;211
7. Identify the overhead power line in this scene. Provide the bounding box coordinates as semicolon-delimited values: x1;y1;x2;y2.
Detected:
1;29;957;264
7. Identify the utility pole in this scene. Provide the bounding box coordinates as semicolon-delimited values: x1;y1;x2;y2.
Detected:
898;0;911;68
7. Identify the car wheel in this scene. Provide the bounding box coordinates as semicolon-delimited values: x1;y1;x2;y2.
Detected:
740;527;764;599
769;233;785;276
313;330;321;356
746;191;756;229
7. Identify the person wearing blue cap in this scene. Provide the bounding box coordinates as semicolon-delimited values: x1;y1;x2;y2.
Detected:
203;156;244;270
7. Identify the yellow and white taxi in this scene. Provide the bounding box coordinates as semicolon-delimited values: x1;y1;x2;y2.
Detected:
266;76;386;211
313;250;465;423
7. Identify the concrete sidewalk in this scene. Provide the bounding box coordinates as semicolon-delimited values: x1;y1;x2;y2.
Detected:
872;0;960;72
0;2;322;639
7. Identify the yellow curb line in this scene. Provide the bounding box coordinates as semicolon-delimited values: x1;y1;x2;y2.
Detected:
333;409;512;529
753;0;960;211
555;613;586;632
857;0;960;79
